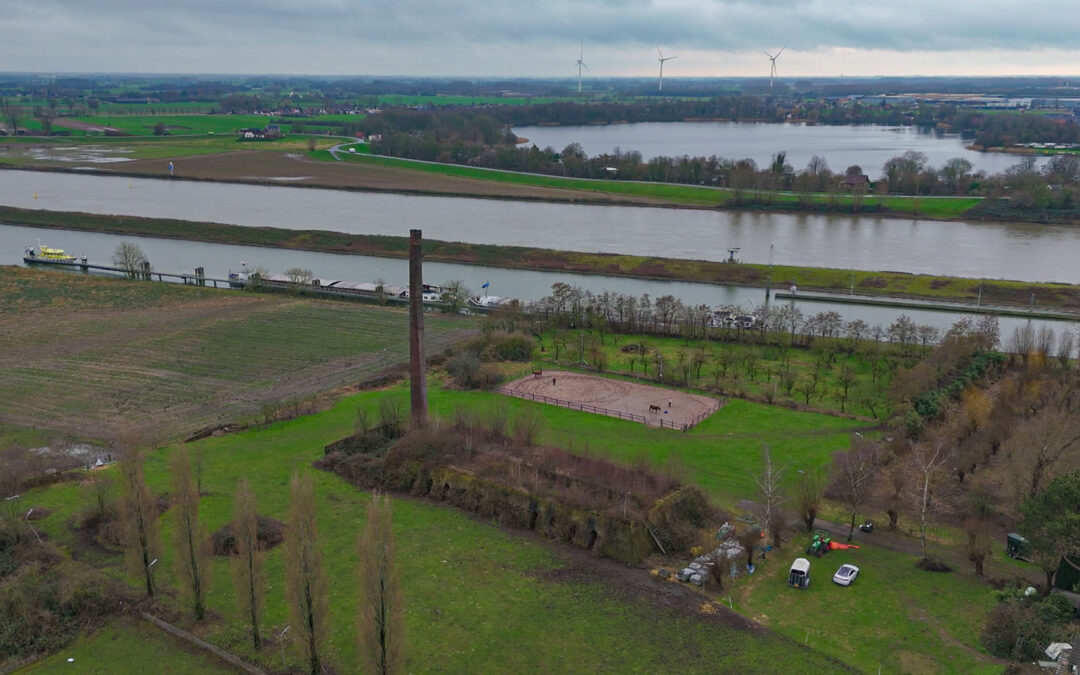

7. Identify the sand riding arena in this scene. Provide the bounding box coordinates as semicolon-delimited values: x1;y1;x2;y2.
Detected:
500;370;723;430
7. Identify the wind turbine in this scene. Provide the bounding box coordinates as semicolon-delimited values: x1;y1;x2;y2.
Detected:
764;47;784;88
657;47;677;93
575;42;589;94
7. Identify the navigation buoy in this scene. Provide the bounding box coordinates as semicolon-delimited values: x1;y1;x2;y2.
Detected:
128;182;132;189
33;193;38;199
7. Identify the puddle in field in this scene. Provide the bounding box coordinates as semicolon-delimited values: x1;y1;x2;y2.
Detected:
29;443;114;468
0;144;134;163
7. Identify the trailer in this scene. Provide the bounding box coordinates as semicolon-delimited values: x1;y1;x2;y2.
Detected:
788;558;811;589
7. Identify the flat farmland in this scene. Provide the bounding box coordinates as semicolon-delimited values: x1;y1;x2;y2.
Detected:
0;266;476;441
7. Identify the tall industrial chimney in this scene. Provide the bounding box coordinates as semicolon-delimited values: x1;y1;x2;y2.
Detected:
408;229;428;427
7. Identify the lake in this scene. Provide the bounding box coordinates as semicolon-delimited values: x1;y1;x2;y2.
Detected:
513;121;1040;177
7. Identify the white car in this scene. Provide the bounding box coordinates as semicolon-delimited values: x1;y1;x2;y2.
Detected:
833;563;860;586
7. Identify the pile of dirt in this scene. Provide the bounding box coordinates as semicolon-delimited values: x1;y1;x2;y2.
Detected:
211;515;285;556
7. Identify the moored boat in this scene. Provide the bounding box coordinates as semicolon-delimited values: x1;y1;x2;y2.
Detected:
24;244;82;266
468;295;513;309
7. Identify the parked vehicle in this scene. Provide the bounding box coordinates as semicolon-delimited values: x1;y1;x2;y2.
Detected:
1006;533;1031;561
833;563;860;586
788;558;811;589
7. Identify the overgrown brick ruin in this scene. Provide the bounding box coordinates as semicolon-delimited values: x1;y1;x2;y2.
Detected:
319;423;711;564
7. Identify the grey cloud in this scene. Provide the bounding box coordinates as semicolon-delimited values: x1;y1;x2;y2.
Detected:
1;0;1077;73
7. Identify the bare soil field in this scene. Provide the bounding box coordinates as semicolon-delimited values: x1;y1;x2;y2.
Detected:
502;370;722;428
96;151;673;205
0;266;475;442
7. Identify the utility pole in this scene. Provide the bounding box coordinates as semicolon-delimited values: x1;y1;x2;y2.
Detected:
408;229;428;428
765;243;774;305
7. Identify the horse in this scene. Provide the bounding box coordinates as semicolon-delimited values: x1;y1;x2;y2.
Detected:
648;404;662;414
532;369;543;378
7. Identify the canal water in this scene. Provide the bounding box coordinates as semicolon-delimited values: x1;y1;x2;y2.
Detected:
4;221;1075;348
513;121;1042;177
1;170;1077;284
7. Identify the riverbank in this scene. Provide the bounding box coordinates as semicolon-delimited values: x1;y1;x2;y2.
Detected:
0;138;983;220
5;205;1079;313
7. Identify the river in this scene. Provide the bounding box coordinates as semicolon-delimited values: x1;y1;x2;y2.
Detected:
2;170;1078;284
3;222;1075;349
512;121;1042;177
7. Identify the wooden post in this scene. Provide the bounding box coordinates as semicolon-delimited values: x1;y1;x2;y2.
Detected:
141;261;151;280
195;267;205;287
409;229;428;428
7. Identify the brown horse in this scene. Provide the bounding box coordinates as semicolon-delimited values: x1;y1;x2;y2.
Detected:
648;404;662;413
532;369;543;378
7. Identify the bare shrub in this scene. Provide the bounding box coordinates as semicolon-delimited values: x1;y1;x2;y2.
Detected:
378;398;406;438
511;407;545;448
482;400;511;438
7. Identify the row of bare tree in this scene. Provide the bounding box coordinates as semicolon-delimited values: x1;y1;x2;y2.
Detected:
117;447;403;674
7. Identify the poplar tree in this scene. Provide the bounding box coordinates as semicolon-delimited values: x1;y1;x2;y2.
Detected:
118;444;162;599
231;477;265;648
285;472;328;675
170;448;212;620
358;493;404;675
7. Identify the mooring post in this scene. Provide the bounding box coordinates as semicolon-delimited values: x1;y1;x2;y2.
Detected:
409;229;429;428
195;266;205;287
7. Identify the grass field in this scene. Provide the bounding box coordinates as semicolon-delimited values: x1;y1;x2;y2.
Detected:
0;266;476;441
732;543;1002;673
21;618;236;674
328;150;982;218
15;380;1005;673
18;386;850;674
372;94;563;107
70;115;270;136
534;330;897;418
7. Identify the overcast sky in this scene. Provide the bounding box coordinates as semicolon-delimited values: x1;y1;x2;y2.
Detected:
3;0;1079;78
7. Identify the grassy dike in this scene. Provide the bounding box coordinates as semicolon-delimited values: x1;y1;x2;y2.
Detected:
4;204;1080;311
322;150;982;218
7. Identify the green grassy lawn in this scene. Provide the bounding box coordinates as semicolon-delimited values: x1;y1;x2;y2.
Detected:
20;618;236;674
420;384;864;503
373;94;563;107
275;113;366;123
71;115;270;136
732;544;1001;674
535;330;896;418
19;386;845;673
327;150;981;217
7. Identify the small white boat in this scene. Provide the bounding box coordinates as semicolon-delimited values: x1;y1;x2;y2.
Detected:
468;295;512;309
